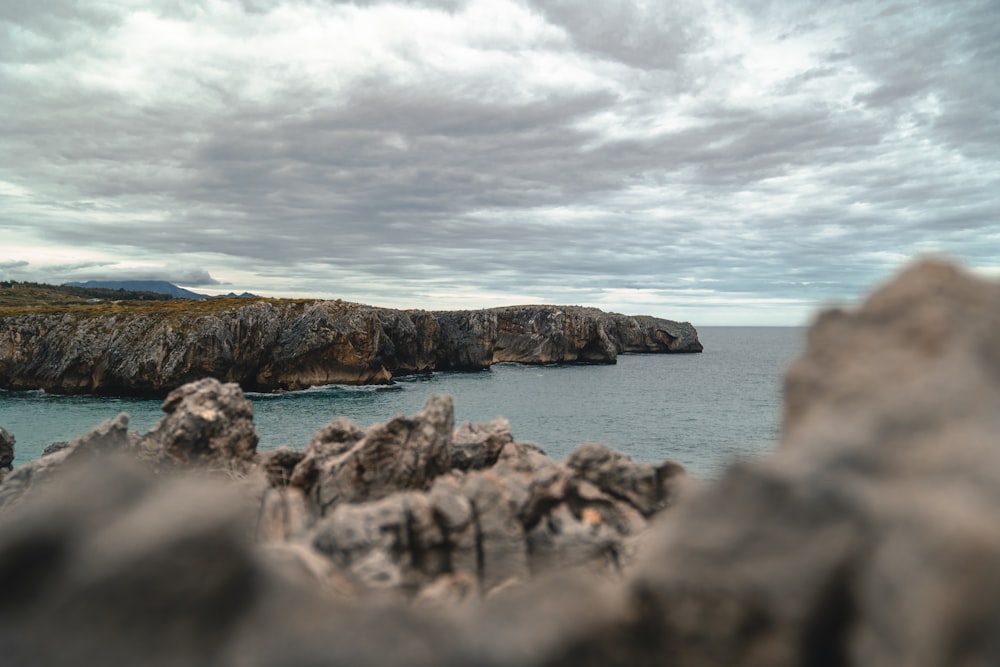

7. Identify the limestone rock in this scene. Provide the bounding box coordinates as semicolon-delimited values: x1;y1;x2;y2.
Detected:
0;456;274;667
565;442;687;517
449;417;514;471
0;413;131;511
312;491;449;596
256;486;312;543
0;301;700;395
137;378;258;472
616;260;1000;667
6;259;1000;666
303;395;455;514
258;446;305;487
0;425;13;472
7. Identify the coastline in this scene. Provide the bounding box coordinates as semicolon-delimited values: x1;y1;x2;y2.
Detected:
0;300;701;396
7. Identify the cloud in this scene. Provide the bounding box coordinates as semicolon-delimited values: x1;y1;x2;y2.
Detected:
0;0;997;324
0;260;29;271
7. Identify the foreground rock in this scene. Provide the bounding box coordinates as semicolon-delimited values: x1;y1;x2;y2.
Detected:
0;378;686;602
4;259;1000;666
0;302;701;395
0;426;13;483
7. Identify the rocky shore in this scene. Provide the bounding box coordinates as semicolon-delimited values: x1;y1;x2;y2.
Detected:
2;259;999;666
0;302;701;395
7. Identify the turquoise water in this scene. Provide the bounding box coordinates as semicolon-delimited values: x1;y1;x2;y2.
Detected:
0;327;805;480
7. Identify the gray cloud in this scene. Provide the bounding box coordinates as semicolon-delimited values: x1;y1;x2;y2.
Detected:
525;0;707;70
0;0;997;323
0;260;29;271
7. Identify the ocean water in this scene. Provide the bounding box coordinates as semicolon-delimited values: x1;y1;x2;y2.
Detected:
0;327;806;480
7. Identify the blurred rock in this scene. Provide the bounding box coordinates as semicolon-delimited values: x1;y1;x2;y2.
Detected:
0;413;131;511
616;259;1000;666
14;260;1000;665
0;425;13;472
449;418;514;471
297;395;455;514
137;377;258;473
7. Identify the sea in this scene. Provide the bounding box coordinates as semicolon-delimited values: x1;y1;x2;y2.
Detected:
0;327;806;481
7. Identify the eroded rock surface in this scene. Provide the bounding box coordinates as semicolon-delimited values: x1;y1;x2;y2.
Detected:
0;302;701;395
137;377;259;472
0;425;13;473
5;259;1000;666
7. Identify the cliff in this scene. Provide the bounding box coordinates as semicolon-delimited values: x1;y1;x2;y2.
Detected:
0;300;701;395
3;259;1000;666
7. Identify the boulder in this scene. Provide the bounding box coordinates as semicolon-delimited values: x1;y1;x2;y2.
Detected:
0;413;131;511
298;395;455;515
614;259;1000;666
258;446;305;487
565;442;687;517
137;377;258;472
449;418;514;471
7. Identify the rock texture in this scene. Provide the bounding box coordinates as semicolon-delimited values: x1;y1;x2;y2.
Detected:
0;425;13;473
0;301;701;395
6;259;1000;666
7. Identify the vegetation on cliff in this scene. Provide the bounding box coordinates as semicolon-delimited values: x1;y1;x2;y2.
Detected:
0;280;173;308
0;285;700;395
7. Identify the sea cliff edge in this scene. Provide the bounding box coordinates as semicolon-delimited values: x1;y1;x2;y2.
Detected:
0;300;702;395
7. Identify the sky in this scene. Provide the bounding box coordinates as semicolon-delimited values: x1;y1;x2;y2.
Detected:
1;0;998;325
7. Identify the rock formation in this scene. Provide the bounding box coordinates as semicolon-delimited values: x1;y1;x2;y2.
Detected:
4;259;999;665
0;426;13;483
0;302;701;395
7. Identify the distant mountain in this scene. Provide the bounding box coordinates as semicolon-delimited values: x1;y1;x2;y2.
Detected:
64;280;209;300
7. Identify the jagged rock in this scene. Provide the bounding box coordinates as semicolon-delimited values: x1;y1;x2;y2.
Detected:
302;395;455;514
0;302;700;395
565;442;687;517
612;259;1000;666
137;378;258;472
0;455;283;667
0;425;13;472
258;447;305;487
461;470;532;593
449;418;514;471
41;441;71;457
312;491;448;596
288;416;368;492
0;413;131;511
256;487;312;543
5;258;1000;667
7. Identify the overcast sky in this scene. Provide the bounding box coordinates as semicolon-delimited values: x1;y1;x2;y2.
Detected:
1;0;997;324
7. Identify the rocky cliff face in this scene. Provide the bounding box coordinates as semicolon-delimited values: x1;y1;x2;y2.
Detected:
4;259;1000;666
0;301;701;395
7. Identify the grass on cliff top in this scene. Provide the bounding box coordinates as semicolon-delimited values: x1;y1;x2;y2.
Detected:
0;285;359;318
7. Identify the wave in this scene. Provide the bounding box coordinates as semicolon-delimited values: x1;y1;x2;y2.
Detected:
246;383;405;399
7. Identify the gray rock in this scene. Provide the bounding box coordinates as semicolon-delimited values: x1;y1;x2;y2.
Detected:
257;446;305;487
256;487;312;543
137;378;258;472
461;471;531;593
617;259;1000;667
41;441;71;457
0;413;131;511
312;491;448;596
0;425;13;471
565;442;687;517
6;258;1000;667
0;455;275;667
0;301;701;395
450;418;514;471
305;395;455;514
